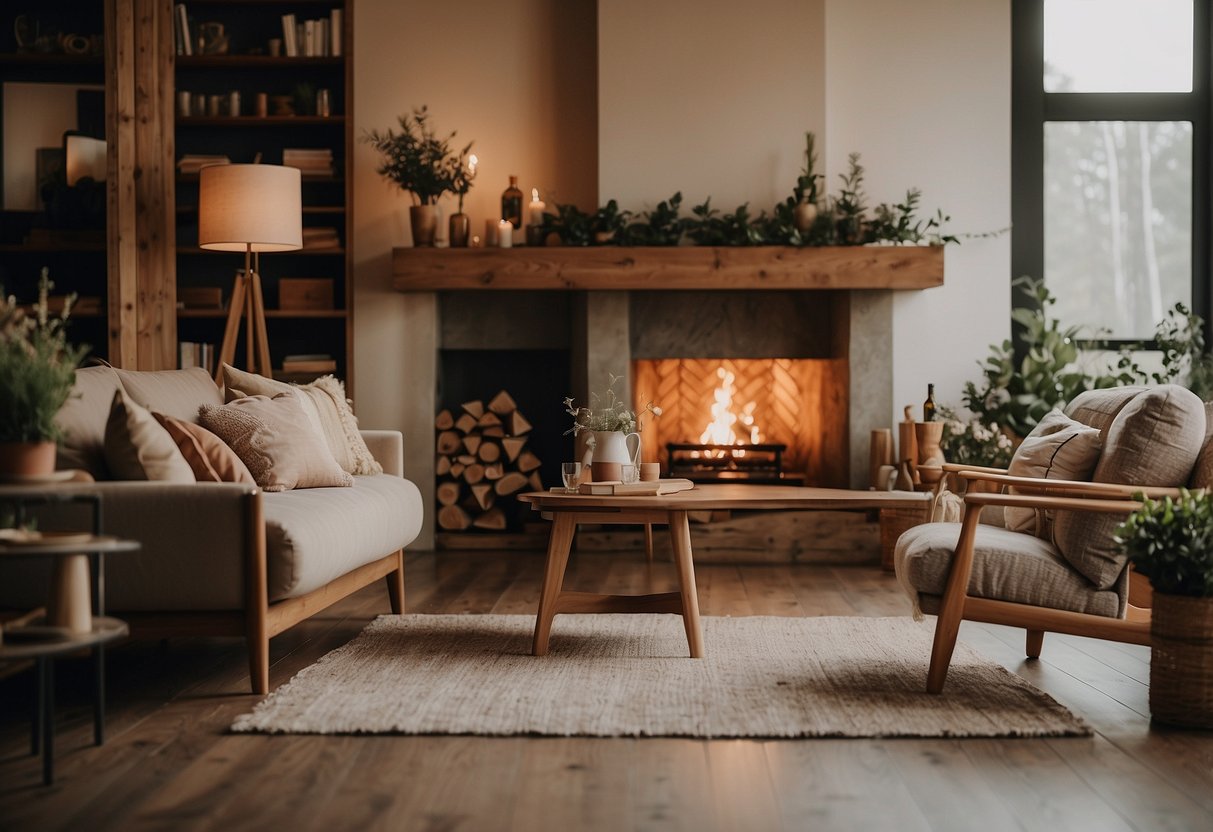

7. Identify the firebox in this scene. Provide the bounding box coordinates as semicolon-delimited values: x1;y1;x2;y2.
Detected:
633;358;849;488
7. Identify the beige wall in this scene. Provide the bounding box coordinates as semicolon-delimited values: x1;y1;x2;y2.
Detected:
825;0;1012;429
352;0;598;432
598;0;826;211
3;83;101;210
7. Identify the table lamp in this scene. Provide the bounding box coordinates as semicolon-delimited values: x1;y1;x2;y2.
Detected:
198;163;302;382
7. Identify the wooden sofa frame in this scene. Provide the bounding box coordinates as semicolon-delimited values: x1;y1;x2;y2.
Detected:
924;464;1175;694
122;489;405;695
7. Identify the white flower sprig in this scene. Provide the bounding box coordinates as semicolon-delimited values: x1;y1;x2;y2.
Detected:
564;372;662;436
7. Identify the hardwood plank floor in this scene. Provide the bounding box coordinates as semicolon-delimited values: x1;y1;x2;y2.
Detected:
2;549;1212;831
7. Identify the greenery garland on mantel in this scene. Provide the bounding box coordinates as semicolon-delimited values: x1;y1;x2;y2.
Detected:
540;133;964;249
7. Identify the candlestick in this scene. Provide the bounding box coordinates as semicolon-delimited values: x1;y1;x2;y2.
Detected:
497;219;513;249
528;187;546;227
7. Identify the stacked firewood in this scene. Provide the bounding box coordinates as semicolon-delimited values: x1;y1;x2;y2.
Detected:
435;390;543;531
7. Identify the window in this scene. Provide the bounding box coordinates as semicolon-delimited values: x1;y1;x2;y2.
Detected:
1013;0;1209;342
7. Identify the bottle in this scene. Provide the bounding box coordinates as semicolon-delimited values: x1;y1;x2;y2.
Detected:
923;383;937;422
501;175;523;229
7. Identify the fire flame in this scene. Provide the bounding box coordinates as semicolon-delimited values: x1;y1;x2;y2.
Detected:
698;368;761;456
532;187;540;202
468;154;478;174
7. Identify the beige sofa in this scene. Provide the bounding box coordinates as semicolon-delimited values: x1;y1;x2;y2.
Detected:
1;366;423;693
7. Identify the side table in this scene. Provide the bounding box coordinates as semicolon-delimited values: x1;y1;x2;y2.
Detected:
0;485;139;786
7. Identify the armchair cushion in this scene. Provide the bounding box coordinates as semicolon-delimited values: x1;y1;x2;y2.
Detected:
895;522;1121;619
1004;409;1101;537
1055;385;1205;589
1064;386;1146;438
1187;402;1213;488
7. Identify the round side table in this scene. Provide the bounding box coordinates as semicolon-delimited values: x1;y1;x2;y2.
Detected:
0;531;139;786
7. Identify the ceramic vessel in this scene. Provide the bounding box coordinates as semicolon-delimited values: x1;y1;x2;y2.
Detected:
0;441;56;478
448;212;470;247
589;430;640;483
410;205;439;247
793;199;818;233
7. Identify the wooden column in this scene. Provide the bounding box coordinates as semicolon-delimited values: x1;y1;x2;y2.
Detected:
105;0;176;369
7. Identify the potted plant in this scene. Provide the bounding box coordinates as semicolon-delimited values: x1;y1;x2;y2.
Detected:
0;268;88;477
791;131;822;233
1116;489;1213;728
363;106;472;246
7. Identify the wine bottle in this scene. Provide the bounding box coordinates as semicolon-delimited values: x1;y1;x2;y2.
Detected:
501;175;523;229
923;383;937;422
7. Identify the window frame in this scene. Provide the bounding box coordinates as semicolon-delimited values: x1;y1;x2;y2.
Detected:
1011;0;1212;347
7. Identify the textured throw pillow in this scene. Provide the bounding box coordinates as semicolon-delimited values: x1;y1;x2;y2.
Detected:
153;412;256;484
1054;385;1206;589
198;392;354;491
1186;401;1213;488
104;389;195;482
221;365;382;476
1004;409;1102;537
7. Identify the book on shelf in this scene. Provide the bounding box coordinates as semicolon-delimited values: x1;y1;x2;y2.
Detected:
179;341;215;374
282;354;336;374
576;479;695;496
177;286;224;310
330;9;343;56
301;227;340;250
281;14;298;57
175;4;193;57
304;19;315;57
178;155;230;174
283;148;334;176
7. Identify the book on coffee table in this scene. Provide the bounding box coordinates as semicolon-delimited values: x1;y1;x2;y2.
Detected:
577;478;695;496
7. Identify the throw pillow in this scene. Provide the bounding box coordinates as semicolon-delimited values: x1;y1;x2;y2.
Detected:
221;365;382;476
1003;409;1102;538
153;412;256;484
103;389;195;482
1186;401;1213;488
1054;384;1206;589
198;392;354;491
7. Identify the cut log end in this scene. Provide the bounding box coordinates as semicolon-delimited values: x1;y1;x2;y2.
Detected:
438;504;471;530
472;507;507;530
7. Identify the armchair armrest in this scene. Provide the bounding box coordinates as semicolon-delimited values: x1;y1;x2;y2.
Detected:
361;430;403;477
962;490;1142;516
942;462;1008;476
952;469;1184;501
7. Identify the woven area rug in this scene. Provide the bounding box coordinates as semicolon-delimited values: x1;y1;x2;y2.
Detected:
231;614;1089;738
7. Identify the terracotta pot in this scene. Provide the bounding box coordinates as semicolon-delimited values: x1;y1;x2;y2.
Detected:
448;212;470;248
1150;592;1213;728
410;205;439;247
0;441;56;478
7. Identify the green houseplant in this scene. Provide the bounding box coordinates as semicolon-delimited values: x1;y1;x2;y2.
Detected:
0;268;88;476
1116;489;1213;728
363;106;472;246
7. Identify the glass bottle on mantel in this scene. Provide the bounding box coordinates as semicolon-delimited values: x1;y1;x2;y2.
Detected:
923;383;937;422
501;175;523;229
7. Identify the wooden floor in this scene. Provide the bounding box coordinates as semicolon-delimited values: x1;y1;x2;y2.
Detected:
2;549;1212;831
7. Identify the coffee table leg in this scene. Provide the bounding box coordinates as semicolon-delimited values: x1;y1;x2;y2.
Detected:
532;512;577;656
668;510;705;658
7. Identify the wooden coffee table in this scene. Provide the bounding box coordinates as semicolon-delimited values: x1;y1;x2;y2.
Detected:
519;484;931;659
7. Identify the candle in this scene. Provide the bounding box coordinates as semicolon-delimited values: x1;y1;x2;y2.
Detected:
497;219;514;249
528;187;546;227
484;219;498;247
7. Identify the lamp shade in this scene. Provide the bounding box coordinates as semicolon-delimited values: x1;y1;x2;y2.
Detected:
198;164;302;252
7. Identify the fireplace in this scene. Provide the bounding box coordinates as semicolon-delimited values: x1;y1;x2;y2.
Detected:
633;357;849;488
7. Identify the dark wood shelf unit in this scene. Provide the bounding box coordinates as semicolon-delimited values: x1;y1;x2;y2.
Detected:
173;0;354;391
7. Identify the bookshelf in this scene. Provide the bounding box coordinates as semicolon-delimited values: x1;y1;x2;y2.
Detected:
0;2;109;362
173;0;354;392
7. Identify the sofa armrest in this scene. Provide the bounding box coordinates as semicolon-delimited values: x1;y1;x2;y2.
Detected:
361;430;404;477
41;482;261;612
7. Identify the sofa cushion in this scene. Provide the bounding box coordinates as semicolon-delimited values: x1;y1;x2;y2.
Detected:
55;364;122;478
104;389;196;482
222;364;382;476
116;367;223;424
1004;409;1102;537
895;522;1121;618
153;412;256;484
199;392;353;491
1187;402;1213;488
1054;384;1205;589
263;474;423;601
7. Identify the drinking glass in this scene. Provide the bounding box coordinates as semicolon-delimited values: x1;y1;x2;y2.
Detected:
620;464;639;485
561;462;583;493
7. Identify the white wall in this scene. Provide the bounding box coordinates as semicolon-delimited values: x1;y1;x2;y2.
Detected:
598;0;826;210
353;0;597;431
825;0;1012;427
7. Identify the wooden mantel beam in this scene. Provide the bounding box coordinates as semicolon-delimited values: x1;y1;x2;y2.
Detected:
392;245;944;292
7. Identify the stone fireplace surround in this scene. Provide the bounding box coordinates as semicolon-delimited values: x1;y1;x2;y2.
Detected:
398;289;909;550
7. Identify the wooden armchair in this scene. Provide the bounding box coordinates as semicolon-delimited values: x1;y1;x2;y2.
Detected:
904;463;1180;694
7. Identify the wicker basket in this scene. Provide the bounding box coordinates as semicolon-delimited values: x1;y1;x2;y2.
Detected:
1150;593;1213;729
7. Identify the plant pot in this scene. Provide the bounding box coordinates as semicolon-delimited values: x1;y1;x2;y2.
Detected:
793;199;818;233
410;205;439;247
448;212;470;248
1150;592;1213;728
0;440;56;478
